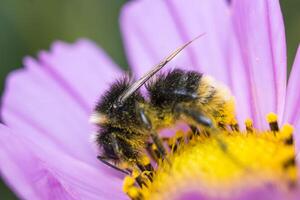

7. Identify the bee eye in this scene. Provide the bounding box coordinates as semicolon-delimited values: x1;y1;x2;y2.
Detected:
103;144;118;159
113;100;124;109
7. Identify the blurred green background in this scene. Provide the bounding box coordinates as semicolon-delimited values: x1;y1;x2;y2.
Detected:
0;0;299;199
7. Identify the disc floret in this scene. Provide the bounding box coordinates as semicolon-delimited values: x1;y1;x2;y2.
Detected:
123;114;298;200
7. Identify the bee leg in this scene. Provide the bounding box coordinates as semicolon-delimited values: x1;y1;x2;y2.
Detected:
146;142;160;163
139;109;167;160
175;105;213;128
150;131;167;158
175;106;230;149
97;156;130;175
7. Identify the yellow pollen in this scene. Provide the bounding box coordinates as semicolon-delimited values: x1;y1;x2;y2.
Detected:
140;156;151;166
245;118;253;127
245;118;254;133
123;176;135;193
267;112;278;123
123;114;298;200
281;124;294;139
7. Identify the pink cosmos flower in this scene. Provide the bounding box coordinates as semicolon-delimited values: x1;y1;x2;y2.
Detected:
0;0;300;199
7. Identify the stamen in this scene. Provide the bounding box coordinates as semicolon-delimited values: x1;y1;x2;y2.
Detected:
123;114;298;200
280;124;294;145
133;170;147;188
189;125;200;136
123;175;142;200
230;118;239;131
267;112;279;132
278;124;297;188
245;118;253;133
169;131;185;153
140;156;154;172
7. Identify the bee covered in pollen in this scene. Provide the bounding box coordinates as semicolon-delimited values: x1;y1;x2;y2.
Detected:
90;34;236;176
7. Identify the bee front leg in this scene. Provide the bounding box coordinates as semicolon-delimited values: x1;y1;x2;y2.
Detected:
149;131;167;157
174;105;213;128
174;105;214;139
138;109;167;159
97;156;130;175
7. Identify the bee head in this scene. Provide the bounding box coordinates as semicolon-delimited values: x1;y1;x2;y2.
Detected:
96;129;119;160
91;77;145;127
96;126;142;163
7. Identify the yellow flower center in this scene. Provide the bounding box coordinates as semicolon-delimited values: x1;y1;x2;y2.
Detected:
123;114;298;200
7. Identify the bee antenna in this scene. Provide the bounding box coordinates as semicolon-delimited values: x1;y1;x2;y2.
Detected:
117;33;206;104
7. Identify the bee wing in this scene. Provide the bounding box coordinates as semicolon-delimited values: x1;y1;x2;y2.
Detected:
118;33;205;104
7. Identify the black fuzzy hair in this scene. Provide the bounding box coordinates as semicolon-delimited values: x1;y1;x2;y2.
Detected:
96;77;131;113
147;69;202;107
95;77;145;125
96;125;141;161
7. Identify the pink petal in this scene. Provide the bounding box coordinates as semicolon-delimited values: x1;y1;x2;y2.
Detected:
283;45;300;151
283;45;300;123
1;39;122;167
0;125;76;200
231;0;287;128
121;0;234;85
226;38;254;127
175;186;296;200
120;0;273;127
38;39;122;111
0;125;126;200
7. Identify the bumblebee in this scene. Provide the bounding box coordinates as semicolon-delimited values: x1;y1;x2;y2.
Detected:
91;35;236;174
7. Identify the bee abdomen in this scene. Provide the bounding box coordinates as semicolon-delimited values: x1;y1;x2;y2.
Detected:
197;75;236;125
